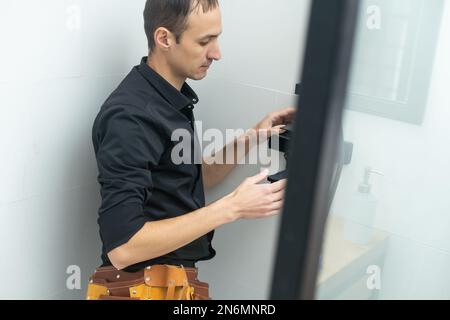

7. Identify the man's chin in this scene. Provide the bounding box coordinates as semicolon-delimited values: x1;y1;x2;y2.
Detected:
189;72;207;81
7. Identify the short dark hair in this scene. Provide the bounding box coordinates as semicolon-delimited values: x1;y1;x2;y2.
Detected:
144;0;219;53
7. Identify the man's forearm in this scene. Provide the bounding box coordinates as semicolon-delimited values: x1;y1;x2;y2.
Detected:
202;132;255;189
108;198;237;270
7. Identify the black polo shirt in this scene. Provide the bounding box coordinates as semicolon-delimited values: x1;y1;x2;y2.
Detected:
92;57;216;272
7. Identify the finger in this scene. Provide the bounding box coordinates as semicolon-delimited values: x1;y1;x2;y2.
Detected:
270;179;287;192
273;107;295;118
269;125;287;136
272;107;296;125
245;168;269;185
270;199;284;211
280;107;296;118
271;189;285;202
265;209;282;217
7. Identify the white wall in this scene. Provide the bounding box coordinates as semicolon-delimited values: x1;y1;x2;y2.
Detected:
330;0;450;299
0;0;148;299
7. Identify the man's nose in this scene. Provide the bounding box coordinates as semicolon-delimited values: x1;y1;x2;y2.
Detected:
208;42;222;61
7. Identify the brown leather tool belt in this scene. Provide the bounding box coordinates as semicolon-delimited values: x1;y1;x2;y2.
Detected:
86;264;211;300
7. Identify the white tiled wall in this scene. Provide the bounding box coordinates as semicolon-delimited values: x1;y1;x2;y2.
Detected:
0;0;147;299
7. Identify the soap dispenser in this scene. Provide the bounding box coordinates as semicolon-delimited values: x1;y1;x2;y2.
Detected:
343;166;382;245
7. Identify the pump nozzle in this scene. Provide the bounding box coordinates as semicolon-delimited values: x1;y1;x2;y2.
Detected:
358;166;384;193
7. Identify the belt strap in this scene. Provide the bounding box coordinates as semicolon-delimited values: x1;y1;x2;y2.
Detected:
144;265;190;300
87;264;203;300
144;264;189;287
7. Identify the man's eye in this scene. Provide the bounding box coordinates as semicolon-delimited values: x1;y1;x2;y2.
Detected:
200;41;209;46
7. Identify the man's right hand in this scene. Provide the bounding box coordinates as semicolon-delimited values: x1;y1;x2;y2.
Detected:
220;169;287;221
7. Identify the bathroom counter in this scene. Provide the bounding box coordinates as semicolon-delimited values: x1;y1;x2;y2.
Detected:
316;215;390;299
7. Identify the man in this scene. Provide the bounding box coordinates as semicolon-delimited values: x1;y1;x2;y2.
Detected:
86;0;295;300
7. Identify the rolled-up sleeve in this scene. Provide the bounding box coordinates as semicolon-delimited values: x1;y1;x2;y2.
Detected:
93;105;165;254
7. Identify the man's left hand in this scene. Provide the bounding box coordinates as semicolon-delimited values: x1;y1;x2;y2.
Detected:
250;107;296;142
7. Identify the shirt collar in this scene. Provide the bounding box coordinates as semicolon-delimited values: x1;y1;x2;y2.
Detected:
138;57;199;110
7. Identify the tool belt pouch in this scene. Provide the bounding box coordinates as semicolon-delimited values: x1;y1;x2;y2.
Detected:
86;264;210;300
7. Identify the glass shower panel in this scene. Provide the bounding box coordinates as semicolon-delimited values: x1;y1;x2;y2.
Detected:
316;0;449;299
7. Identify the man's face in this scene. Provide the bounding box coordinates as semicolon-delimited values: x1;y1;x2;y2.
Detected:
168;6;222;81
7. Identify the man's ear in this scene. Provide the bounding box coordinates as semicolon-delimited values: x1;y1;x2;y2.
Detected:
154;27;173;51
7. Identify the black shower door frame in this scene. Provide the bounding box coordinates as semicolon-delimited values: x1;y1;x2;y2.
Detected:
270;0;360;300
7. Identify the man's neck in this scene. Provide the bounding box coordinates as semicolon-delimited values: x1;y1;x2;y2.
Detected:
147;55;185;91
